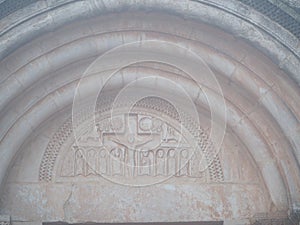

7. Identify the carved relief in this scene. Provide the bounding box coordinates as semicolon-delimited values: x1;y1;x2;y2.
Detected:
59;113;210;179
40;96;224;182
60;146;209;178
178;149;190;176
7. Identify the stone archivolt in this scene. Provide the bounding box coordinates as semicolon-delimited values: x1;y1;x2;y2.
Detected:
0;0;299;223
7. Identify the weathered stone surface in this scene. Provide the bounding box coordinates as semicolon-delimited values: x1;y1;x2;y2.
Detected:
0;1;299;225
0;215;10;225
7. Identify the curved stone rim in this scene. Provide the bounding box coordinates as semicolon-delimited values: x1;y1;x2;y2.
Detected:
0;0;299;38
0;0;299;82
0;0;298;216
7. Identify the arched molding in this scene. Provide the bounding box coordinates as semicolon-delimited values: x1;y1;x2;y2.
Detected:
0;0;298;83
0;64;293;210
0;1;299;221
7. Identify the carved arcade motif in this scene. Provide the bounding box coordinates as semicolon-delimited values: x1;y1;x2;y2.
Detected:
60;113;207;179
41;97;224;182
